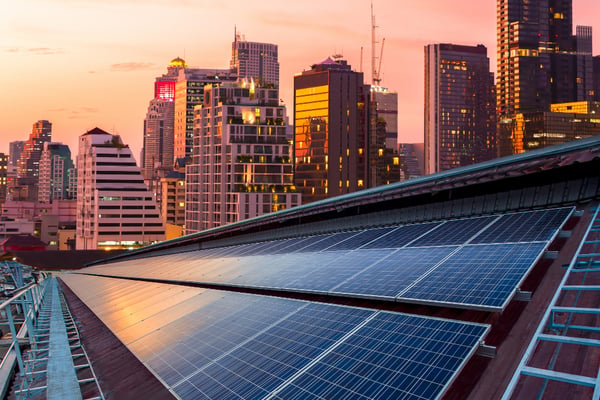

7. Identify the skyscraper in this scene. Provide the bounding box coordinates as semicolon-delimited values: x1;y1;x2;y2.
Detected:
424;44;496;174
76;128;165;250
496;0;595;156
16;120;52;201
294;57;371;204
38;142;75;203
186;82;299;233
230;31;279;87
8;141;25;168
173;67;236;160
141;58;185;180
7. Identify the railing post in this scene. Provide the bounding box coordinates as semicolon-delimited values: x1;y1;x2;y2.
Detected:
5;305;25;377
23;290;36;351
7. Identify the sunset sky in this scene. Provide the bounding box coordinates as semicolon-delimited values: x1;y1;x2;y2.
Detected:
1;0;599;159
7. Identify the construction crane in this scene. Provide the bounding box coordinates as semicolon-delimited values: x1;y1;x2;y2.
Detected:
371;1;385;87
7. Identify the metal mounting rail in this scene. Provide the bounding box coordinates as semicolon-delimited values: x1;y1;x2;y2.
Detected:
502;206;600;400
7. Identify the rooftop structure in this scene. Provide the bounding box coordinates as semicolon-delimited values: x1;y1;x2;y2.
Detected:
19;136;598;398
230;30;279;87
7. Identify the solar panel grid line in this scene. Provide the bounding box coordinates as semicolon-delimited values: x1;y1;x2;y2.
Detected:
330;247;459;300
407;216;498;247
172;304;376;399
296;231;363;253
398;243;548;311
270;313;489;400
394;246;464;298
400;221;448;248
495;242;554;310
325;227;398;252
270;236;317;254
470;207;574;244
362;222;442;250
171;302;313;389
263;311;381;400
326;248;405;295
460;215;502;245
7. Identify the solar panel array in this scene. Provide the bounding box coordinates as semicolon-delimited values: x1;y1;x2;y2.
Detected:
82;207;572;311
61;274;489;400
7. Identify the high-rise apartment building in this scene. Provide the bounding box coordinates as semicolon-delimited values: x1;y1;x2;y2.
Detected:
16;120;52;201
173;67;236;160
424;44;496;174
496;0;595;156
186;82;300;233
230;31;279;87
294;57;372;204
76;128;165;250
141;58;186;180
38;142;75;203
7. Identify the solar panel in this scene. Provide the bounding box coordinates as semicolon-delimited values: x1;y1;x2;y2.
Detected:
297;231;362;252
272;313;488;400
408;216;497;247
331;246;457;298
361;222;441;249
325;227;397;251
170;303;374;399
470;207;572;244
283;249;396;293
63;272;490;400
400;242;547;309
227;252;342;288
270;236;319;254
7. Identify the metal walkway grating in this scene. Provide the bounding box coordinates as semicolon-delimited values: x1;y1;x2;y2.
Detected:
13;277;103;400
503;206;600;400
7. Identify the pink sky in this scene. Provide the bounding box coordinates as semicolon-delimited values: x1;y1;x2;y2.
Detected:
1;0;599;160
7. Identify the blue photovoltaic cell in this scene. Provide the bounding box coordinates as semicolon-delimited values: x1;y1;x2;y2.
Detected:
172;303;375;400
470;207;572;244
283;249;395;293
297;231;362;252
251;238;299;255
65;276;490;400
272;312;488;400
332;246;457;298
408;216;497;247
270;237;320;254
361;222;441;249
326;227;397;251
401;242;547;308
145;295;304;386
227;252;342;288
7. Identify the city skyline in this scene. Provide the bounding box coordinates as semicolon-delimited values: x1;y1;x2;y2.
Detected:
2;0;599;160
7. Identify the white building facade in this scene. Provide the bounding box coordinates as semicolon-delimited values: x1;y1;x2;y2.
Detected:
76;128;165;250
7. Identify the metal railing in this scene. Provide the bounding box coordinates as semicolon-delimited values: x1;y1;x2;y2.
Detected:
0;277;49;398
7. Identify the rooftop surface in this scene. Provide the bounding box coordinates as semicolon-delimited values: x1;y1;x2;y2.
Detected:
9;137;600;399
